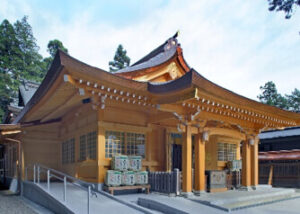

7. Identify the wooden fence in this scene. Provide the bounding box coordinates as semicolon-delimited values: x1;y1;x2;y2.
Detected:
148;169;181;195
259;161;300;187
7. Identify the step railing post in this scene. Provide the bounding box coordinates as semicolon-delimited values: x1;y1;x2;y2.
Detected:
63;176;67;202
174;168;180;195
33;165;36;183
87;186;91;214
47;170;50;192
37;165;40;184
25;167;28;181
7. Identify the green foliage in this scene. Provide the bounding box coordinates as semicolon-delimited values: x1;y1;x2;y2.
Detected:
47;39;68;57
14;16;46;82
0;19;22;121
268;0;300;18
258;81;300;111
286;89;300;111
0;16;69;122
44;39;68;69
109;44;130;72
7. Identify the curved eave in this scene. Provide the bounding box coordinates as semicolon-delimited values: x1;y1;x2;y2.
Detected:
115;45;190;80
147;68;300;125
13;50;149;124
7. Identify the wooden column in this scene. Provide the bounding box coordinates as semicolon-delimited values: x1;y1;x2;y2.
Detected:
97;110;106;184
194;132;206;194
182;125;192;194
251;138;259;187
242;139;251;188
146;127;152;171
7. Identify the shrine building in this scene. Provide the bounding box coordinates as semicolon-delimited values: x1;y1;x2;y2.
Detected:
1;34;300;195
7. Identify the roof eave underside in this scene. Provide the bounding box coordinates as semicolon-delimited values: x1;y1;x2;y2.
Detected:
13;50;300;126
148;69;300;124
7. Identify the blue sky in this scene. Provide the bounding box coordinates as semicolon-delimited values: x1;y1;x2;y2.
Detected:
1;0;300;100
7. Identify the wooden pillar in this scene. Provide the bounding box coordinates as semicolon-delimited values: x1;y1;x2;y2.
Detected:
97;110;106;184
146;127;152;171
182;125;192;194
242;139;251;188
251;138;259;187
194;132;206;194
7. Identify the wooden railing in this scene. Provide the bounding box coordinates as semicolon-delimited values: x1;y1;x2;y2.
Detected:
148;169;181;195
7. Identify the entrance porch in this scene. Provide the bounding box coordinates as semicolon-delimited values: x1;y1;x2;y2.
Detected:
164;125;259;196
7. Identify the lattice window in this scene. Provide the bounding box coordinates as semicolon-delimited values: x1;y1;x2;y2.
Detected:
62;141;67;164
87;131;97;159
79;135;86;161
62;138;75;164
69;138;75;163
218;143;237;161
126;133;145;158
105;131;125;158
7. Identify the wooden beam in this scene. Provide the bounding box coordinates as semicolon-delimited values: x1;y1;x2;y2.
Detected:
156;104;186;115
203;127;246;141
155;88;197;105
268;165;273;186
98;121;152;133
147;112;174;123
0;130;21;135
40;92;79;122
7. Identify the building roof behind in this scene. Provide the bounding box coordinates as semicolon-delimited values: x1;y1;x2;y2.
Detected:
259;127;300;140
18;79;40;106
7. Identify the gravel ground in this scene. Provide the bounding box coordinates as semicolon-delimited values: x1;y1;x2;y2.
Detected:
0;190;37;214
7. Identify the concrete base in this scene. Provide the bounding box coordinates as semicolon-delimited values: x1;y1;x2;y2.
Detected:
9;178;18;193
193;190;207;196
181;192;194;198
238;186;253;191
252;185;272;190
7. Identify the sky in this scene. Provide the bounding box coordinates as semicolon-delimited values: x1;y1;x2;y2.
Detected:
1;0;300;100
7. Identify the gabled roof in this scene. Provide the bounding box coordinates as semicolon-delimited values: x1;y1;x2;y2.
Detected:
18;79;40;106
11;35;300;130
115;34;190;81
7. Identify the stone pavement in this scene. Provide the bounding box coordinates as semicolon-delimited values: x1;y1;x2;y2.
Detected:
0;190;37;214
117;187;300;214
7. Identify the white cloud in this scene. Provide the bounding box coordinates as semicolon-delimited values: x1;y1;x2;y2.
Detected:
1;0;300;100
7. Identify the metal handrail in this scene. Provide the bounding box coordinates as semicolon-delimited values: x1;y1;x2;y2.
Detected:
25;163;94;214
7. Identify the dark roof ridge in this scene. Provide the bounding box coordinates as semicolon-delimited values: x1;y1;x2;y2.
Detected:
131;32;180;67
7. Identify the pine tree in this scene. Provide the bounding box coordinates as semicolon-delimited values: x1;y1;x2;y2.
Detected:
43;39;68;69
257;81;289;110
14;16;45;82
109;44;130;72
0;19;23;121
287;89;300;112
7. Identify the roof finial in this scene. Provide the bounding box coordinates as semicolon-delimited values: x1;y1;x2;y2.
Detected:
173;30;180;39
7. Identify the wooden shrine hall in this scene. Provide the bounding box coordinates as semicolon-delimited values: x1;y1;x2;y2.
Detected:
1;33;300;195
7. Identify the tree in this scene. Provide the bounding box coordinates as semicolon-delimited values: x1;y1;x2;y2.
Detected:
287;88;300;111
43;39;68;70
109;44;130;72
0;19;23;121
268;0;300;19
257;81;289;110
14;16;45;82
47;39;68;57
